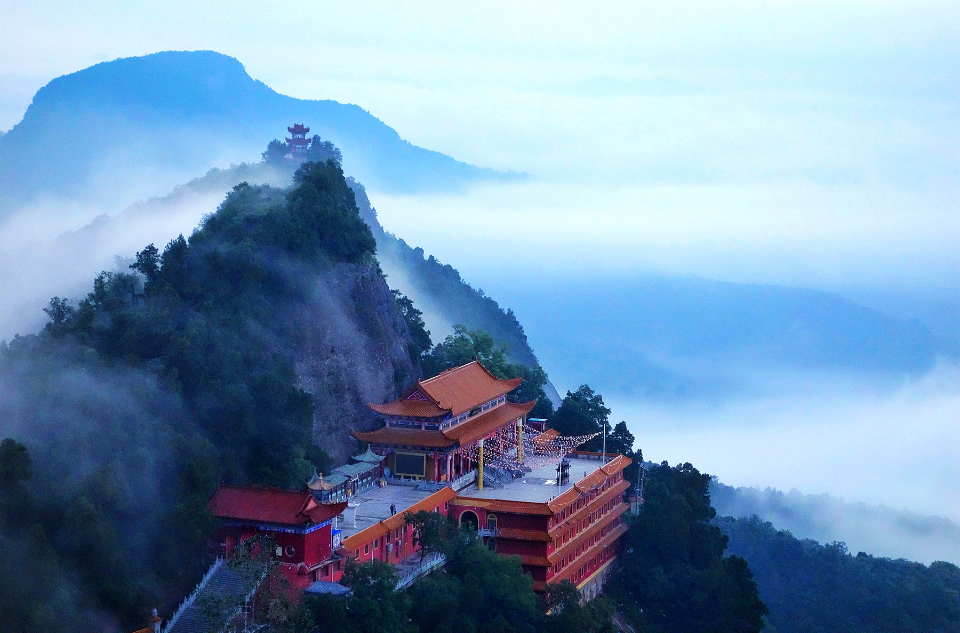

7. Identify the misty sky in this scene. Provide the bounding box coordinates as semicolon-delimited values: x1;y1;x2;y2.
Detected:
2;1;960;534
2;1;958;298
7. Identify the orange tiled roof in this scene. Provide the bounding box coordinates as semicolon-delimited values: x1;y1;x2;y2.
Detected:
533;428;560;443
546;455;631;512
455;497;556;515
341;487;456;551
352;400;536;449
550;523;628;585
208;486;347;527
369;400;450;417
516;554;551;567
443;401;536;445
420;361;522;416
351;427;454;449
368;361;523;420
548;479;631;538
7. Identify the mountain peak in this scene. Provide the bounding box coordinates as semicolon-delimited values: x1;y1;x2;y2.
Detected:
0;50;519;211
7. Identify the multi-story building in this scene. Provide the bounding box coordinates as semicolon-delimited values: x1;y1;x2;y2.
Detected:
208;360;632;598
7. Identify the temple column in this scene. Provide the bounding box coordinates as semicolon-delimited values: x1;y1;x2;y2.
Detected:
517;419;523;465
478;438;485;491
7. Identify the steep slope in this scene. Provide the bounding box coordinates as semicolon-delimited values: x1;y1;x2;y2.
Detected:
50;160;546;384
0;50;518;212
0;161;418;630
347;179;543;371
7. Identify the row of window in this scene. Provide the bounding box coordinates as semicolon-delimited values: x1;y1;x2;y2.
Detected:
552;516;622;575
566;543;614;586
353;503;448;559
554;495;620;550
550;471;622;526
442;395;507;429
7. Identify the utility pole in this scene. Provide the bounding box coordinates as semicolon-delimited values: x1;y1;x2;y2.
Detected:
602;423;607;462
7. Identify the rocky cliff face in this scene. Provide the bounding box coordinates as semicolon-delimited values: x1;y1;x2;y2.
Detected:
293;262;417;463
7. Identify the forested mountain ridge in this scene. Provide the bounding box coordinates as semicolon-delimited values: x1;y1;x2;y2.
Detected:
718;515;960;633
0;160;421;630
347;178;544;372
711;481;960;565
57;151;548;392
0;50;520;212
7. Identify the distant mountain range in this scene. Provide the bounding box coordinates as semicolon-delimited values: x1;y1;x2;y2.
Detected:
0;50;519;212
492;275;960;399
712;481;960;566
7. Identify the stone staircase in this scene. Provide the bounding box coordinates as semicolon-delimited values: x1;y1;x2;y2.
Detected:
163;559;268;633
481;466;515;488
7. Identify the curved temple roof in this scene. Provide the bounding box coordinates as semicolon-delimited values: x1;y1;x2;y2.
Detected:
209;486;346;526
367;360;524;419
352;400;537;449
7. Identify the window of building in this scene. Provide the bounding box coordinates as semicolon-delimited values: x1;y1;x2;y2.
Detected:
364;545;369;555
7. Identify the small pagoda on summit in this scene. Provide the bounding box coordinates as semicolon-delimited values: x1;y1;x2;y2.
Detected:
286;123;311;155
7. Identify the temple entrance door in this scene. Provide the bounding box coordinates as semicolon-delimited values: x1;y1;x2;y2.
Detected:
459;510;479;531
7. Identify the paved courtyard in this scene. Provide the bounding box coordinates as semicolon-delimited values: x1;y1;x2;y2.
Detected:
337;484;436;539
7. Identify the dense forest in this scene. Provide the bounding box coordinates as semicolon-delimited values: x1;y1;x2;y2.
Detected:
0;150;567;632
0;160;420;630
719;515;960;633
608;462;769;633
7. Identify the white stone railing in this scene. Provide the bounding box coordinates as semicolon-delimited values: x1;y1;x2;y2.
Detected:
163;557;223;633
450;469;476;491
395;552;446;590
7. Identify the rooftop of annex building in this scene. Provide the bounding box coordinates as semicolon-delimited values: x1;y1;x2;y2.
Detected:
457;455;622;505
337;483;441;540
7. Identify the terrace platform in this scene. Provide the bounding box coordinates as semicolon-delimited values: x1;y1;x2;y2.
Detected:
457;455;615;503
337;483;438;539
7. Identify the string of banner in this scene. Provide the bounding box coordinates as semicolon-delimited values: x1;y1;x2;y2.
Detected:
455;423;600;471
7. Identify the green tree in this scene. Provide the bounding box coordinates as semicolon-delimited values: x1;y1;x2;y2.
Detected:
405;509;450;562
423;325;554;418
130;243;160;286
543;581;617;633
261;138;289;163
41;297;74;336
305;135;343;165
393;289;432;363
341;558;411;633
609;462;767;633
0;438;33;529
408;534;543;633
550;385;610;452
606;421;634;456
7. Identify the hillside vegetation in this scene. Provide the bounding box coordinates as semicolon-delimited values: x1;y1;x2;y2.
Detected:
0;160;419;630
719;515;960;633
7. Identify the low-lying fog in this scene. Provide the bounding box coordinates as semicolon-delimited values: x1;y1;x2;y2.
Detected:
373;178;960;565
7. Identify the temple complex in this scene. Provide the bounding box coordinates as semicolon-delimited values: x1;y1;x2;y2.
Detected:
286;123;311;154
352;361;536;485
208;360;631;601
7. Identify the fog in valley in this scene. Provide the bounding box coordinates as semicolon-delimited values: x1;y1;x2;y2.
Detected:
1;0;958;575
